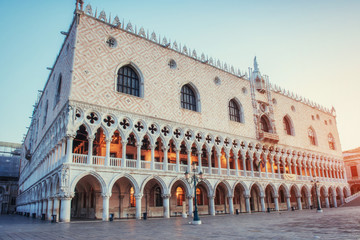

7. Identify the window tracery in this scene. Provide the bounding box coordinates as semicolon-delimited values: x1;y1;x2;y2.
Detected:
180;84;197;111
117;65;140;97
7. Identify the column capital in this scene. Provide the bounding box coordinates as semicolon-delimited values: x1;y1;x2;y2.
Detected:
186;194;194;199
134;194;143;199
162;194;171;199
101;193;112;198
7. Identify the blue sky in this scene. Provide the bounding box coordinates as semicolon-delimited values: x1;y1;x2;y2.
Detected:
0;0;359;151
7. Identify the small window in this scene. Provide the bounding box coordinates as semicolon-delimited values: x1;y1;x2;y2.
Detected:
291;105;295;112
316;114;320;120
329;119;332;125
324;120;327;125
308;127;317;145
214;77;221;85
312;115;315;120
272;98;277;105
117;65;140;97
242;87;248;94
328;133;336;150
181;84;197;111
43;100;48;127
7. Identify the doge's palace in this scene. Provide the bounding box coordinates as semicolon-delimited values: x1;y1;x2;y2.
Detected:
16;1;349;222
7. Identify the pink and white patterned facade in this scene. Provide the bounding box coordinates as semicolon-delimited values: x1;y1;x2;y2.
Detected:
17;2;349;222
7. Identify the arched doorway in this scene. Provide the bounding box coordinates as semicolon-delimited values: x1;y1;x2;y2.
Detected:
278;185;288;211
214;182;228;214
233;183;246;213
71;175;103;220
109;177;137;219
264;185;275;210
250;184;261;212
170;180;189;217
142;179;164;218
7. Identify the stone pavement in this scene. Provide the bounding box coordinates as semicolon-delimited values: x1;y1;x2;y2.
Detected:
0;207;359;240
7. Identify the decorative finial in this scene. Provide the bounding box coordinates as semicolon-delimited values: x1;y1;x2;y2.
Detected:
254;56;259;71
76;0;84;11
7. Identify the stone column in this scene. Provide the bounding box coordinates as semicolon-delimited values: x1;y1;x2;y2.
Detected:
274;196;279;211
207;149;212;174
286;196;291;211
187;147;191;173
61;139;66;163
209;196;215;216
289;162;292;174
234;154;239;176
277;162;281;178
250;157;254;177
245;195;251;213
42;199;48;216
53;197;60;222
187;196;193;217
150;145;155;170
105;138;111;166
325;196;330;208
59;197;72;222
241;153;247;177
225;151;230;176
47;198;53;221
217;153;221;175
163;146;168;172
102;194;111;221
121;140;127;168
307;195;312;209
293;163;298;175
35;201;39;217
175;148;180;172
260;196;266;212
228;197;234;215
136;143;141;169
197;150;202;172
333;195;337;208
163;195;170;218
135;194;142;219
87;136;94;165
270;161;275;178
297;197;302;210
264;159;268;178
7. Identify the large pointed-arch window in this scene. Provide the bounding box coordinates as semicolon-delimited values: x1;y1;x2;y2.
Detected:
283;116;294;136
117;65;140;97
260;115;270;133
181;84;197;111
229;99;243;123
308;127;317;146
176;187;185;206
328;133;336;150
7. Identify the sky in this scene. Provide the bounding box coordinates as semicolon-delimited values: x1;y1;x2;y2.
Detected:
0;0;359;151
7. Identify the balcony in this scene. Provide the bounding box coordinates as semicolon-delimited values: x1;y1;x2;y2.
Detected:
69;153;346;183
259;131;279;143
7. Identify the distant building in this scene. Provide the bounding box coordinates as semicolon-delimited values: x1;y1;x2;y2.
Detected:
343;147;360;194
0;141;21;214
17;1;349;222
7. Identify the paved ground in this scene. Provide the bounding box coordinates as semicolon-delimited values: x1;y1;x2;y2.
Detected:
0;207;359;240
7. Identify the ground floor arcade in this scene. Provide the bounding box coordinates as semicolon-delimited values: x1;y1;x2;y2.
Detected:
16;169;350;222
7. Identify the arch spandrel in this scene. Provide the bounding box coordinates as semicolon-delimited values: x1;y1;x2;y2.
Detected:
70;171;107;195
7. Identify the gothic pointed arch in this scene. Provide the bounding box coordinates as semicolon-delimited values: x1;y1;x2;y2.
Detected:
260;115;272;133
229;98;244;123
180;83;201;112
308;127;317;146
328;133;336;150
